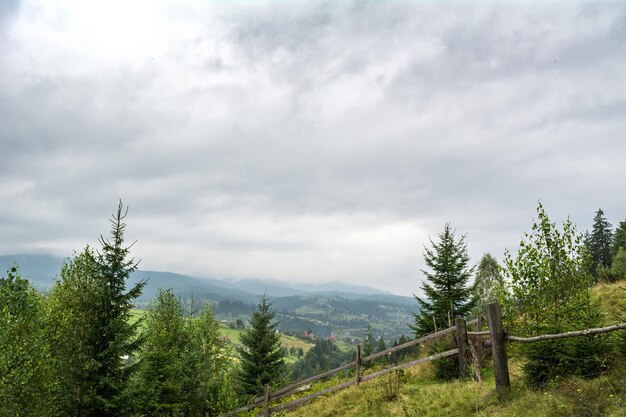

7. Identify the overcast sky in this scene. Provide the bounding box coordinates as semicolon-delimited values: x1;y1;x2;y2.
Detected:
1;1;625;295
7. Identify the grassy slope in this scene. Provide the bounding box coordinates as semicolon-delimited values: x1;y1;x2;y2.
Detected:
276;281;626;417
218;324;314;364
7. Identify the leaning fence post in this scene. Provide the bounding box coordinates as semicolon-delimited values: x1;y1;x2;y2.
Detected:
356;344;361;385
263;384;270;417
486;302;510;400
455;318;467;379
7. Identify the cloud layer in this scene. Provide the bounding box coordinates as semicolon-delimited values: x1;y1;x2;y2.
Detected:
1;1;625;294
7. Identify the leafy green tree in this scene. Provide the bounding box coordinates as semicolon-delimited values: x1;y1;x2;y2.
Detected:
504;203;609;385
45;248;107;416
134;289;188;416
0;267;53;417
412;223;475;337
45;202;145;416
236;295;285;397
185;305;237;417
472;253;506;314
585;209;613;278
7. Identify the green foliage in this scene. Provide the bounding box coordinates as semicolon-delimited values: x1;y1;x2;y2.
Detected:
236;295;285;397
134;289;188;416
585;209;613;278
363;324;373;357
611;219;626;258
412;223;475;337
290;339;353;381
185;305;237;417
472;253;507;314
504;202;610;386
45;248;107;415
610;248;626;281
133;289;236;417
44;202;145;416
0;267;53;417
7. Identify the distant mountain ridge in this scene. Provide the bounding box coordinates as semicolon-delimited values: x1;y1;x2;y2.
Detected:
0;254;414;306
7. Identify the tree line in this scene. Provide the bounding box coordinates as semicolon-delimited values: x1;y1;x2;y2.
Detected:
412;202;626;384
2;201;626;416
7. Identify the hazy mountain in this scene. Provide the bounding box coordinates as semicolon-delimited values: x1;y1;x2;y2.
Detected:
0;254;409;304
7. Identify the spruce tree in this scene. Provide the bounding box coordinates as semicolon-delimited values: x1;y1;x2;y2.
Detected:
585;208;613;277
612;219;626;258
412;223;475;337
91;201;146;417
236;295;285;397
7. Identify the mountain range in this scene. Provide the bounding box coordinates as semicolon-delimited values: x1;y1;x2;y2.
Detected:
0;254;414;306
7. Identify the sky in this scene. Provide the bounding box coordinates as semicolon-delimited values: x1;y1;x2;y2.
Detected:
0;0;625;296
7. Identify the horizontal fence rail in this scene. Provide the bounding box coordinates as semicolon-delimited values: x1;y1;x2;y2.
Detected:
505;322;626;343
222;318;481;417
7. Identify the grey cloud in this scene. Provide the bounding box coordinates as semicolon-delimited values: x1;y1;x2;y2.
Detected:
0;1;625;294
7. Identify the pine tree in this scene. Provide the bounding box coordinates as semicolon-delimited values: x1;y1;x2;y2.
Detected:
412;223;475;337
585;208;613;277
236;295;285;397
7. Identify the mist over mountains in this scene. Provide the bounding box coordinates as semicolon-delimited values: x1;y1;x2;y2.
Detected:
0;254;415;306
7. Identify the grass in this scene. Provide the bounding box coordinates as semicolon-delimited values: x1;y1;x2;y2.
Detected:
217;324;314;363
262;280;626;417
272;358;626;417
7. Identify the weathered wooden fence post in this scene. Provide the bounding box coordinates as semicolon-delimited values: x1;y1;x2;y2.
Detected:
486;302;510;399
263;384;270;417
455;318;467;379
356;344;361;385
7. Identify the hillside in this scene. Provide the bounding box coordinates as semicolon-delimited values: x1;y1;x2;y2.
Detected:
2;254;416;344
264;281;626;417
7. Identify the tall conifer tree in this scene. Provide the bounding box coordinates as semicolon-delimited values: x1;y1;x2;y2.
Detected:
412;223;475;337
585;208;613;277
236;295;285;397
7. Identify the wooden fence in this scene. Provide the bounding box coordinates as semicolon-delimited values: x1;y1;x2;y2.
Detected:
222;317;480;417
222;302;626;416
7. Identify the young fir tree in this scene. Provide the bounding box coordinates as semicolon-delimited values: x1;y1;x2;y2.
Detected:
412;223;475;337
236;295;285;397
585;208;613;278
